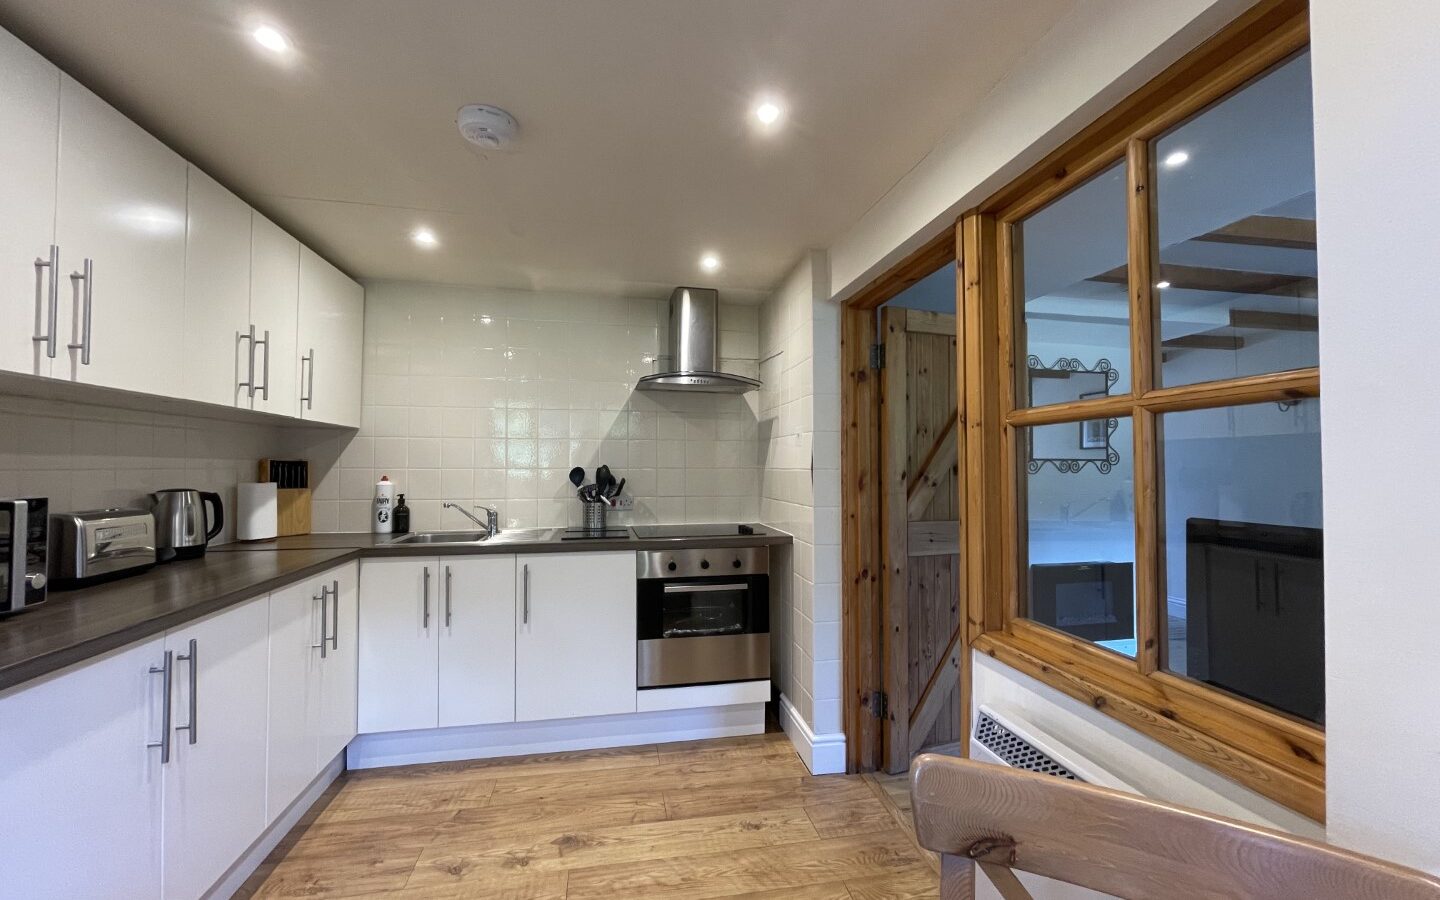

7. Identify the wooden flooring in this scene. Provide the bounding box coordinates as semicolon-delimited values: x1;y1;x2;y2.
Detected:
239;733;939;899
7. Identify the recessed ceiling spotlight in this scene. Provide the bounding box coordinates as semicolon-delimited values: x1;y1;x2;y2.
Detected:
754;99;783;126
1163;150;1190;168
252;25;291;54
1155;280;1171;290
412;228;438;247
700;253;721;272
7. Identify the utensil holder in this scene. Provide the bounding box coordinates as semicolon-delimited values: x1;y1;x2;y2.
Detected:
582;501;607;534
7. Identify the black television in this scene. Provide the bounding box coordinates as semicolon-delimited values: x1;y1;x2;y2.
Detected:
1185;518;1324;724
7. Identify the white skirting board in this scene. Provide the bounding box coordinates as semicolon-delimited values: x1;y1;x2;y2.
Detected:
779;693;846;775
347;702;767;770
203;751;345;899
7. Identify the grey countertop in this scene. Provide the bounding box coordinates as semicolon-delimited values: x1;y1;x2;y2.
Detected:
1;526;790;693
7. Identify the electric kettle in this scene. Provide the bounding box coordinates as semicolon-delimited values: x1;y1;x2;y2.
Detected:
151;489;224;562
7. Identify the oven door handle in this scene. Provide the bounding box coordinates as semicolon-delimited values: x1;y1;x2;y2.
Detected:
661;582;749;593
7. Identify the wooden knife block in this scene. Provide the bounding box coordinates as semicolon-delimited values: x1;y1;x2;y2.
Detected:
258;459;312;537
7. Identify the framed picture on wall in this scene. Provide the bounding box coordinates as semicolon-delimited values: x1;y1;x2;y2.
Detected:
1080;418;1108;450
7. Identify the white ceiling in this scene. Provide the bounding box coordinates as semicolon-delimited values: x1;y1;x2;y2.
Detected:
0;0;1075;301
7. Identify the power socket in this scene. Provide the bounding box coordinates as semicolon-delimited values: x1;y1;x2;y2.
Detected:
610;495;635;511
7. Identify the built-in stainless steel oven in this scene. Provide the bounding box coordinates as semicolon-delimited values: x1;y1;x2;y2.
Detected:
637;546;769;688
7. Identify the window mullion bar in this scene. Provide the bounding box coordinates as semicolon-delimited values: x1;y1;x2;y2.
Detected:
1126;137;1161;675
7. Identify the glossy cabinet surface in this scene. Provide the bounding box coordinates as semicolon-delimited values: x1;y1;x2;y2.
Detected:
161;596;270;900
317;564;360;764
438;555;517;728
298;245;364;427
515;552;637;722
265;577;324;824
54;74;187;396
358;557;440;733
249;213;300;415
182;167;253;408
0;636;166;899
0;29;60;378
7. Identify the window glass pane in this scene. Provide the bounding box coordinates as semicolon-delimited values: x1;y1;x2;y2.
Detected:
1016;161;1131;407
1156;52;1317;387
1021;419;1136;657
1160;400;1323;724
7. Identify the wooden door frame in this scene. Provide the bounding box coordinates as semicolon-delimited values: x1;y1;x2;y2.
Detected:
840;225;960;773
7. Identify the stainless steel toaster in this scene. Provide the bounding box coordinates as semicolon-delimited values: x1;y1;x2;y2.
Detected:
48;508;157;589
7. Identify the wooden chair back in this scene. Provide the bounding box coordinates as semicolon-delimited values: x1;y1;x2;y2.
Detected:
910;752;1440;900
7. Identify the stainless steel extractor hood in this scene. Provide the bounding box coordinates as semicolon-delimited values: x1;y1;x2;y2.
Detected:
636;287;761;393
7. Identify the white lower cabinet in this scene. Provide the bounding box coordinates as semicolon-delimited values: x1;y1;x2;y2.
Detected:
161;596;271;900
266;562;358;824
516;552;637;722
359;555;517;733
0;637;166;900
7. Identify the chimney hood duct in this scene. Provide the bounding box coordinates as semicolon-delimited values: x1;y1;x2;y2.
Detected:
636;287;761;393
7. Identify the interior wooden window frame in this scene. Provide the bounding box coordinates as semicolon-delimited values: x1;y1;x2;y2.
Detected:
967;0;1325;821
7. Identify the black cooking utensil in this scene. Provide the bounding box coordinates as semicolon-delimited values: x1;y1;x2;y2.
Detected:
569;467;585;489
611;477;625;499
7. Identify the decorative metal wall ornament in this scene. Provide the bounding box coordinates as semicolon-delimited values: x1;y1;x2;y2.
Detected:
1025;356;1122;475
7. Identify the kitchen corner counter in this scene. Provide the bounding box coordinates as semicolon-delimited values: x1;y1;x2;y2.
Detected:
1;527;791;694
0;549;353;693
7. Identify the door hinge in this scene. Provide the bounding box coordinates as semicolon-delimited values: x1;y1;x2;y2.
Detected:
869;690;888;719
869;343;886;370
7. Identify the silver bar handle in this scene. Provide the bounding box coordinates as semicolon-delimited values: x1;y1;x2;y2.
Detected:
238;324;257;397
444;565;453;627
329;579;340;650
422;566;431;629
6;501;26;612
175;638;198;745
32;245;59;358
312;589;328;658
147;650;174;764
67;258;93;365
522;563;530;625
662;582;749;594
258;329;271;400
300;349;315;409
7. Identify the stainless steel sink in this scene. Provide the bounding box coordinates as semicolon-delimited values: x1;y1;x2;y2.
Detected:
392;527;559;546
393;531;490;544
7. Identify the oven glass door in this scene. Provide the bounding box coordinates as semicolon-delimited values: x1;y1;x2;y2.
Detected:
637;575;768;641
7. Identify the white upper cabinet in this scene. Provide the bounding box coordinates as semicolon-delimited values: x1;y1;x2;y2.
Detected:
182;167;252;408
54;74;187;396
249;213;300;415
515;552;637;722
298;245;364;427
0;636;166;899
0;29;60;378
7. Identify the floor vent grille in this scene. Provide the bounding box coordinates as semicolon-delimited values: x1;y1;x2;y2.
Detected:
974;711;1081;781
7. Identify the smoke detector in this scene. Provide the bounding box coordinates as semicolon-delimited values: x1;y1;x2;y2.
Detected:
457;104;519;150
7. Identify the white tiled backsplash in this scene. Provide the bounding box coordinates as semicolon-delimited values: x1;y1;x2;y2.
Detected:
0;394;330;545
313;281;764;533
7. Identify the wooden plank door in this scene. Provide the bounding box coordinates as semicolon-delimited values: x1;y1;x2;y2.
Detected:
880;306;964;773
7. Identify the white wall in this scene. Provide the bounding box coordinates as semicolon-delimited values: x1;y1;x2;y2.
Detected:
313;281;762;532
1311;0;1440;874
760;251;844;772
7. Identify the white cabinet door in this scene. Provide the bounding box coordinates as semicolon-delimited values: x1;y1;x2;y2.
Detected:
515;552;636;722
0;638;165;900
54;74;186;395
439;555;517;728
0;28;60;378
265;578;323;825
318;562;360;763
298;245;364;427
248;213;300;415
358;557;439;733
162;596;270;900
182;166;252;409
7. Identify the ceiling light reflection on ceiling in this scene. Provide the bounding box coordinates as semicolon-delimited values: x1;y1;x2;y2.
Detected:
700;253;721;272
1163;150;1190;168
754;100;782;126
1155;280;1171;290
252;25;291;54
412;228;439;247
